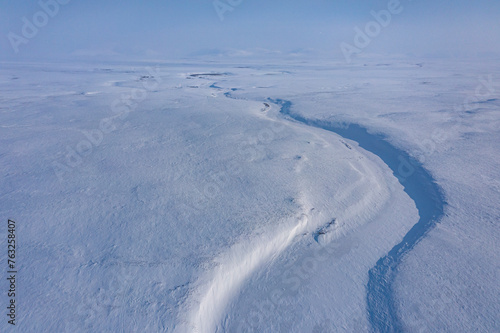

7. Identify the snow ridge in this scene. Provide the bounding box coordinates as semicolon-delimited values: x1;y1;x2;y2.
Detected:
178;211;311;333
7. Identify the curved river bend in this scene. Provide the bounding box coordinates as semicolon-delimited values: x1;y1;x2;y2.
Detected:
271;99;446;333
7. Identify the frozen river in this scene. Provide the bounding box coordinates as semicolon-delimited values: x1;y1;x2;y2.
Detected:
275;98;446;332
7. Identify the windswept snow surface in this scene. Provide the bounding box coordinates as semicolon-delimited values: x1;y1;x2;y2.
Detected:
1;58;499;332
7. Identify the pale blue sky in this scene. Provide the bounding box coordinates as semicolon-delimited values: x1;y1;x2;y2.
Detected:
1;0;499;62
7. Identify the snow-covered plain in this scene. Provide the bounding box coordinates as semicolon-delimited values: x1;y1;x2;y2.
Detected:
0;58;498;332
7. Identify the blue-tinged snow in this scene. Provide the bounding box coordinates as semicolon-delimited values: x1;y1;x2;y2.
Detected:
0;58;498;332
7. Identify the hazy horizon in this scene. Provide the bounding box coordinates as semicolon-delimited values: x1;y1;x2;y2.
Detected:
2;0;500;63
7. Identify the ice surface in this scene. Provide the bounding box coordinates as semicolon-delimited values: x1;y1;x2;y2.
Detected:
0;58;498;332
